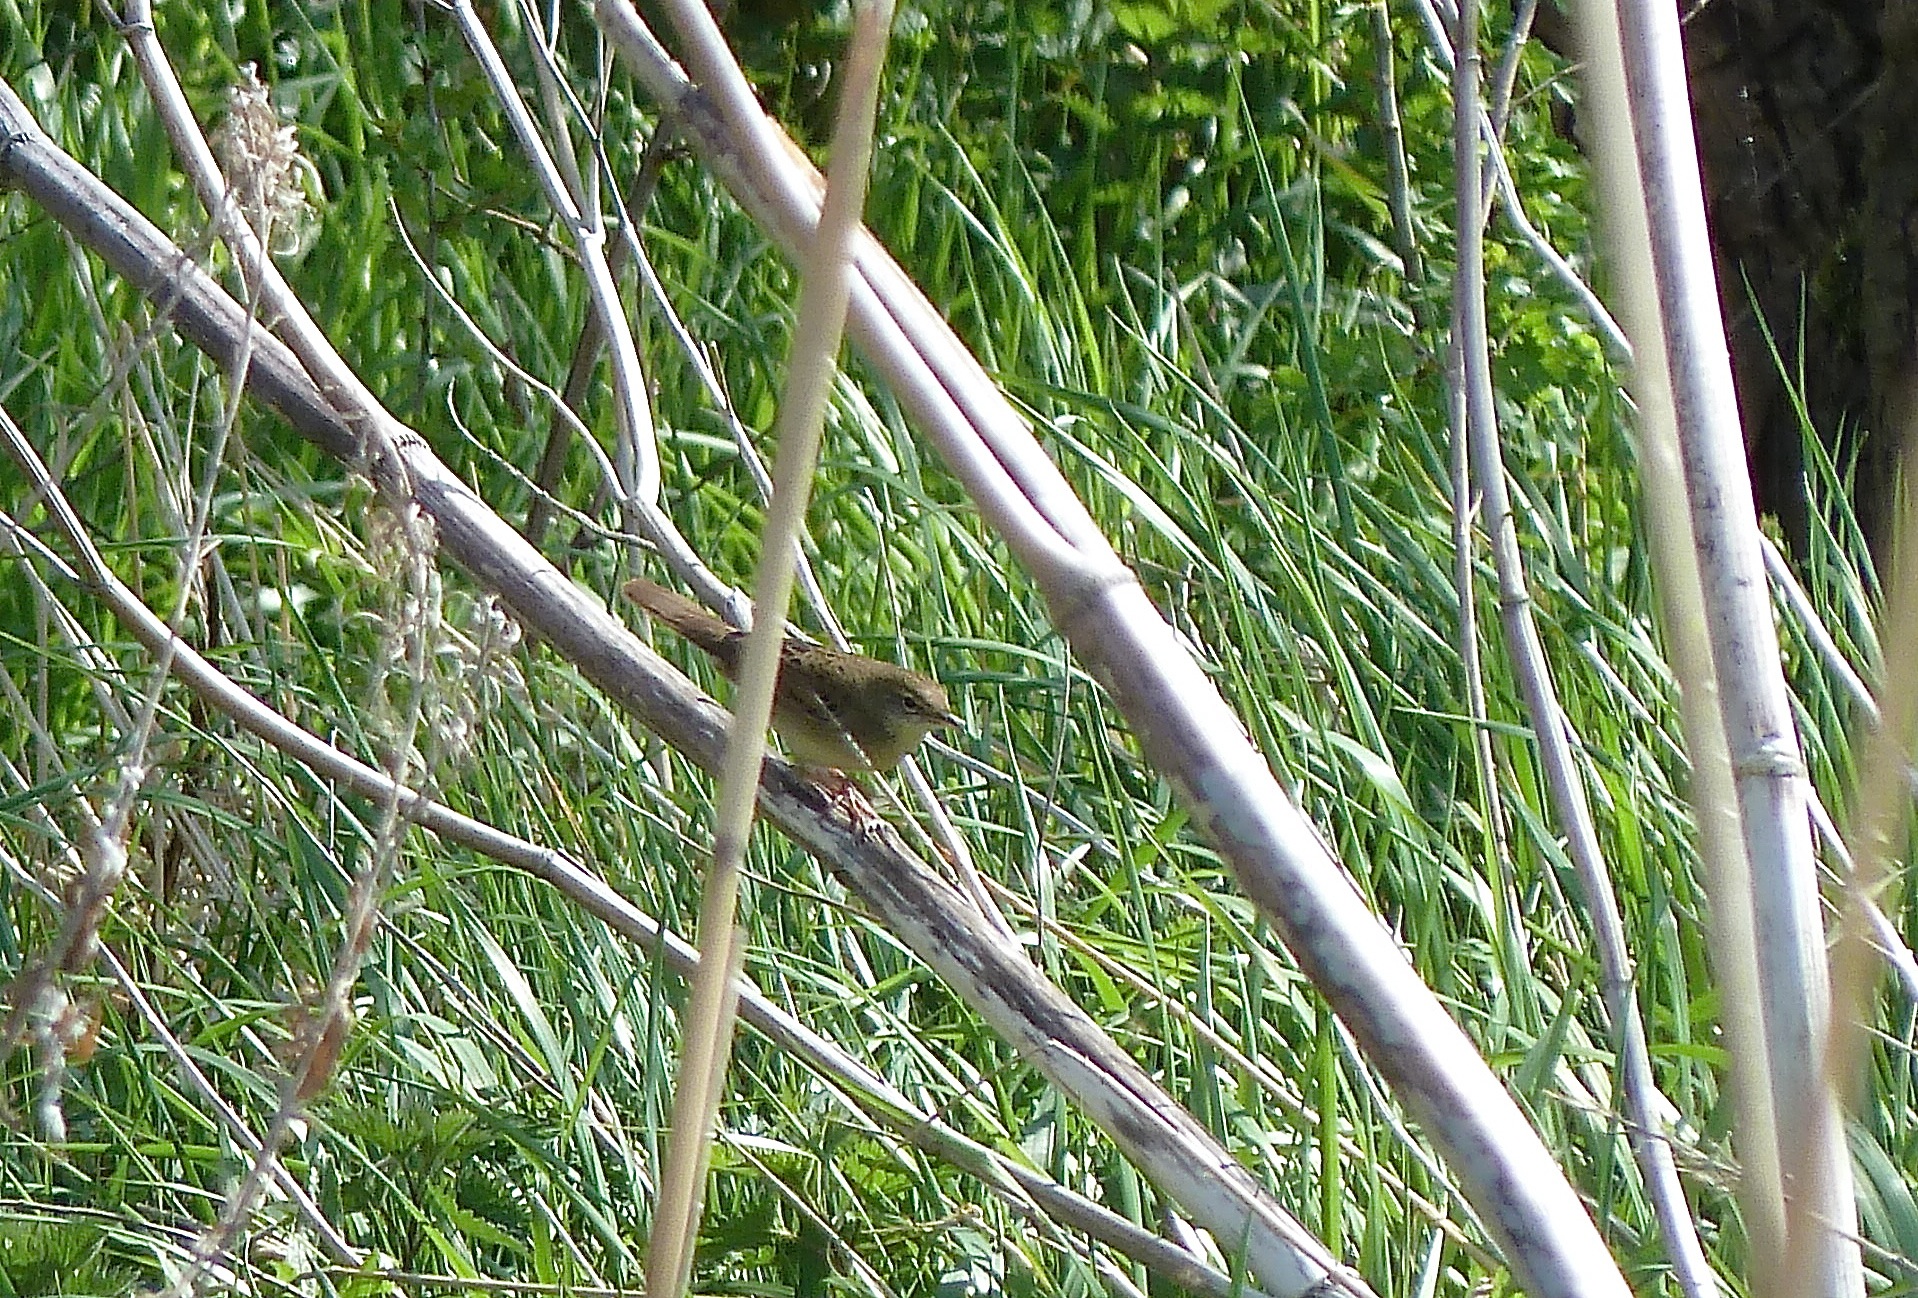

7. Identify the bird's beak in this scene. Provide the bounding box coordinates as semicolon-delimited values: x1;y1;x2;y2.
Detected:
937;710;964;730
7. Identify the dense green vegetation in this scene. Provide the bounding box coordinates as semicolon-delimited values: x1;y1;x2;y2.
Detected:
0;1;1904;1295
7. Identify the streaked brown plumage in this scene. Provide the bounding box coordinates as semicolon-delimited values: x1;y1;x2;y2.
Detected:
622;578;960;772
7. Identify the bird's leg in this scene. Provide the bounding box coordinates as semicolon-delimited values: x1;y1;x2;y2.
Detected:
800;766;890;837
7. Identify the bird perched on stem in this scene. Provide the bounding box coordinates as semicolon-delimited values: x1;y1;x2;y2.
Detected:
622;578;960;773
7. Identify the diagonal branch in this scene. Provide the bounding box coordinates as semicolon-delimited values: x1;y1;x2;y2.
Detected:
589;7;1634;1293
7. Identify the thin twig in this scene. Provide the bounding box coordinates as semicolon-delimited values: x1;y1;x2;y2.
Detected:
1599;0;1862;1290
444;0;743;617
1402;0;1632;361
646;6;895;1290
1446;6;1718;1295
526;124;682;547
1488;0;1540;137
1371;0;1429;330
1569;0;1789;1274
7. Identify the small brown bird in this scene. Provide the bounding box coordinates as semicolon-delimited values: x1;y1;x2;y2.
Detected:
622;578;961;773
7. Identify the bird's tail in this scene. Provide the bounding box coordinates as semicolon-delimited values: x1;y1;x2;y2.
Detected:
621;578;740;661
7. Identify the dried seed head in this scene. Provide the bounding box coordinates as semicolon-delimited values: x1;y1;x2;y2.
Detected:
211;63;319;257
